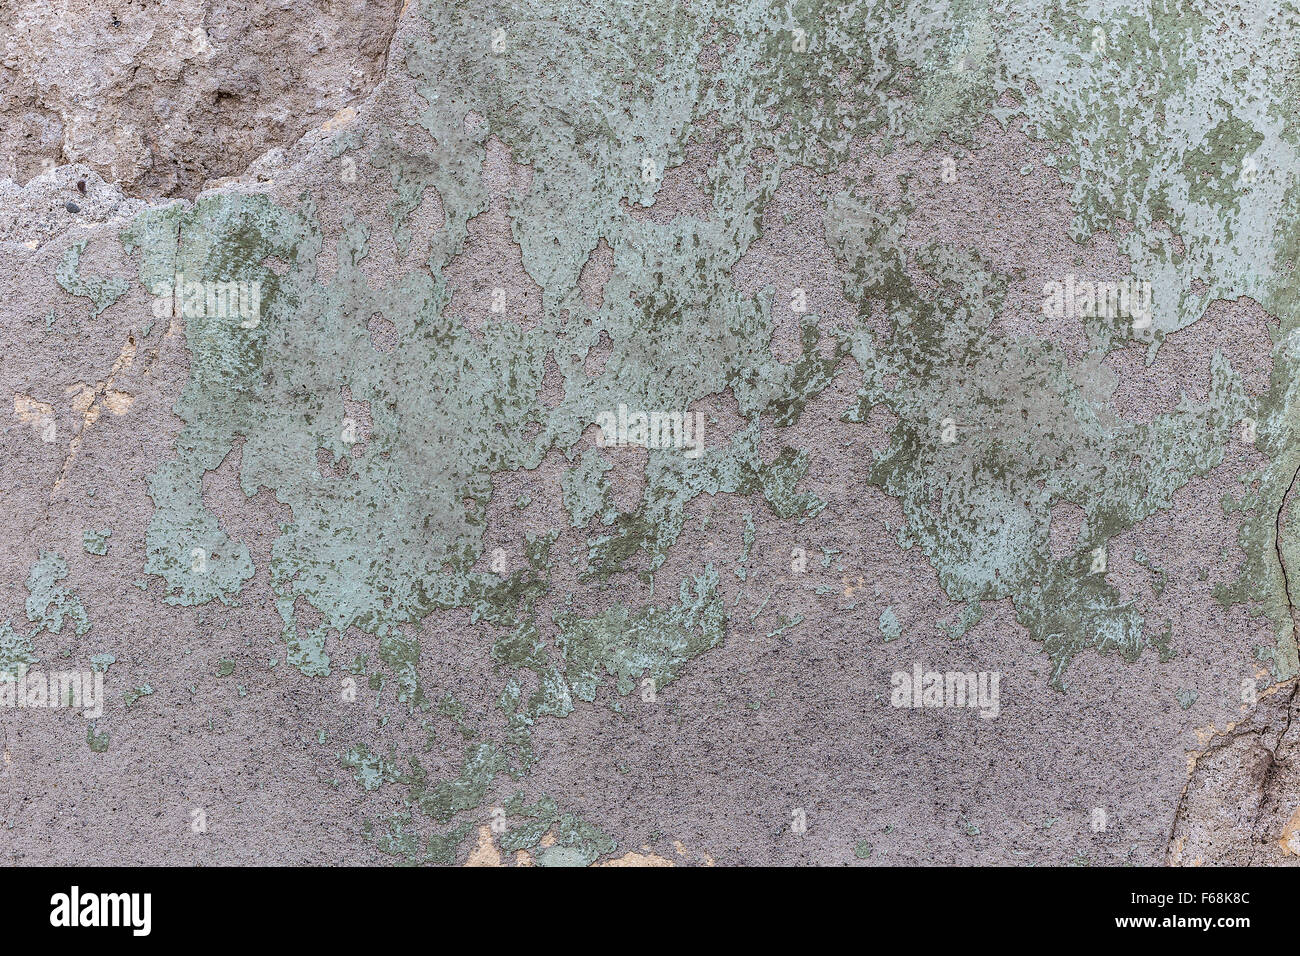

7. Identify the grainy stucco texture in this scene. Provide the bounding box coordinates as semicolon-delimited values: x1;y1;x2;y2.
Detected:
1;0;1299;866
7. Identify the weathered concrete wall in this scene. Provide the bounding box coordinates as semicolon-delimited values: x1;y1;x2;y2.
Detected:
1;0;1298;865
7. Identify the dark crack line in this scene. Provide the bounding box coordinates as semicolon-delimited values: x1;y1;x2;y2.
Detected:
1266;461;1300;769
1266;464;1300;760
1275;462;1300;637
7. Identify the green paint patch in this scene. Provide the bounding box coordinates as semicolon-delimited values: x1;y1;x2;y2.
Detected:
879;606;902;643
70;0;1300;865
497;791;617;866
56;241;129;318
26;553;90;639
82;529;112;555
0;623;38;681
86;724;110;753
557;567;725;703
342;744;406;792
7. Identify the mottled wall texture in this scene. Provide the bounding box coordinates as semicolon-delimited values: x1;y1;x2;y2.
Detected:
1;0;1298;866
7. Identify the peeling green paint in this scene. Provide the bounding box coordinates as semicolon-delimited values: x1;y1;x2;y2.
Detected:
0;623;37;681
57;240;128;318
82;529;112;556
26;552;90;639
70;0;1300;863
879;606;902;643
86;723;110;753
557;566;725;703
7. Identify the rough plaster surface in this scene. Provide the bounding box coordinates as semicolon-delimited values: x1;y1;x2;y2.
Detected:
1;0;1299;867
